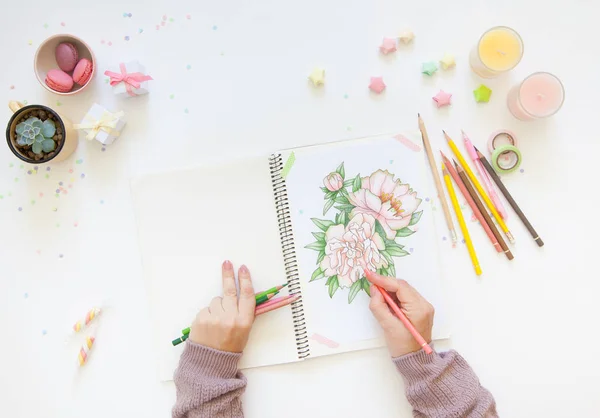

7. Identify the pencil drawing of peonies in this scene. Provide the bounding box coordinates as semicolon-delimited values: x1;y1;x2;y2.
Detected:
320;213;387;289
323;172;344;192
348;170;422;240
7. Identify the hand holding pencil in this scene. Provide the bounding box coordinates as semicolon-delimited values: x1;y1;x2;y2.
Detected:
365;270;434;357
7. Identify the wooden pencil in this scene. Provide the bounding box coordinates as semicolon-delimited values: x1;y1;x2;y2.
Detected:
440;152;502;253
475;147;544;247
254;295;300;316
454;160;514;260
442;162;482;275
418;114;457;246
443;130;515;243
255;292;277;306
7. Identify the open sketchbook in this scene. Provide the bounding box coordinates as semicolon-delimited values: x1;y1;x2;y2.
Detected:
131;134;450;381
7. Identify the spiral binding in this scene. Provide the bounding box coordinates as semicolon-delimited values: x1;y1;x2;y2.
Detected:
269;153;310;359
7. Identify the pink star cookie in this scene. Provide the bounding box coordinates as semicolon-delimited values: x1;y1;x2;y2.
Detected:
379;38;397;54
369;77;386;94
433;90;452;107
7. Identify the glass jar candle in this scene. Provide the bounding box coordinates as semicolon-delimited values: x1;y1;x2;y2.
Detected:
470;26;524;78
507;72;565;120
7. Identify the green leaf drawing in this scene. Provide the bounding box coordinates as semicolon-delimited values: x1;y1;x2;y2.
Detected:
320;187;329;193
343;179;354;188
325;276;334;286
386;246;409;257
352;174;362;192
380;250;393;265
328;276;339;298
409;210;423;226
324;190;337;200
348;279;362;303
336;162;345;179
323;198;335;215
305;241;326;251
374;220;387;240
387;262;396;278
338;187;350;199
396;227;415;238
317;250;326;264
361;277;371;296
311;218;334;231
312;232;326;241
334;203;355;212
335;194;350;204
310;267;325;282
337;210;347;226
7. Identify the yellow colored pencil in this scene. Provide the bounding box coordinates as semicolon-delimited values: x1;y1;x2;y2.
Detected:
443;131;514;243
442;163;482;276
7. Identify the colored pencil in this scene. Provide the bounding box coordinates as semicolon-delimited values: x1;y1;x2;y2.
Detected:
442;162;482;275
255;295;293;310
172;333;189;346
462;131;508;220
443;130;514;243
475;147;544;247
255;292;277;306
454;161;514;260
255;283;288;300
440;152;501;253
418;115;457;246
363;269;433;354
254;295;300;316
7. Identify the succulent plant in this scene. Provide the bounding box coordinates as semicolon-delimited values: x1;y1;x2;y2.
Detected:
15;117;56;155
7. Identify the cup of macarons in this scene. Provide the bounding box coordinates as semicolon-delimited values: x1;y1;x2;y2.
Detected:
34;34;95;95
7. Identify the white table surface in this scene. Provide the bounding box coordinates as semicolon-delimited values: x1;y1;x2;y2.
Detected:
1;1;599;417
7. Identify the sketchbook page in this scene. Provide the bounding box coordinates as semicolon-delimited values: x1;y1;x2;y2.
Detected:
281;134;450;359
131;157;300;381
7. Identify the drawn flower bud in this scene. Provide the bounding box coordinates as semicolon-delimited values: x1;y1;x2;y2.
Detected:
323;172;343;192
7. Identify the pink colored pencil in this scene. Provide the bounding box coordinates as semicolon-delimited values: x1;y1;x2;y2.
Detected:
256;295;291;310
462;131;508;220
255;295;300;316
440;152;502;253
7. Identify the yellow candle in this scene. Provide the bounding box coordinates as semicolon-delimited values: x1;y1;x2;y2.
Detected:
470;26;523;78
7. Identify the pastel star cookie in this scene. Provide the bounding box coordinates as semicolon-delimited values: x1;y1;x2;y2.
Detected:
308;67;325;87
432;90;452;107
369;76;386;94
473;84;492;103
398;30;415;44
440;53;456;70
379;37;397;54
421;61;438;76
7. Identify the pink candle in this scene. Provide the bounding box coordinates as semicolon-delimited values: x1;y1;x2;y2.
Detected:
507;72;565;120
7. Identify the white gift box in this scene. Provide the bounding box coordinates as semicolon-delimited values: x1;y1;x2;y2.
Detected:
77;104;126;145
106;61;152;98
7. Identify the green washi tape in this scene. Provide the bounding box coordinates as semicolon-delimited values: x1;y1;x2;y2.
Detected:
281;152;296;179
491;145;521;174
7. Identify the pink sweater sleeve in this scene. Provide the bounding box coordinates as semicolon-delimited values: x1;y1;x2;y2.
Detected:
394;349;498;417
172;341;246;418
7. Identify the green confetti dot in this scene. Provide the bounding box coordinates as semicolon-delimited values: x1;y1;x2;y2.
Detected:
0;195;3;199
23;100;28;104
105;78;110;84
9;163;13;168
19;164;24;169
184;108;189;114
8;192;12;197
169;94;175;99
43;23;48;29
45;174;49;179
169;17;174;22
31;200;35;205
76;159;83;164
55;223;60;228
344;94;349;99
14;178;19;182
346;126;352;131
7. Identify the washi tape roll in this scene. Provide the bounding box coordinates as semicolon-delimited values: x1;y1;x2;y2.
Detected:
492;145;521;173
488;130;518;154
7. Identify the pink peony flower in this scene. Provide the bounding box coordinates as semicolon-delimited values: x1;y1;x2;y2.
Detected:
348;170;421;240
320;213;387;288
323;172;343;192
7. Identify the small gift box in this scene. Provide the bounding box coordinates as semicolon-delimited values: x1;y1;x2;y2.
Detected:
104;61;153;98
74;104;126;145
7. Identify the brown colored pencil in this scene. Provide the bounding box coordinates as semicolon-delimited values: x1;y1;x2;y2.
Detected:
454;160;514;260
418;114;457;246
474;148;544;247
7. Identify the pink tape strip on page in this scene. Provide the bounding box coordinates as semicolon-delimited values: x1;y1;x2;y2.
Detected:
310;333;340;348
393;134;422;152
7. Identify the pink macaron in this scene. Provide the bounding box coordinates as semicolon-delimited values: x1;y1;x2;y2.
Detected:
73;58;93;86
55;42;78;72
45;69;74;93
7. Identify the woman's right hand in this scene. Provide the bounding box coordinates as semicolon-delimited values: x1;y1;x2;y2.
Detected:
366;271;435;357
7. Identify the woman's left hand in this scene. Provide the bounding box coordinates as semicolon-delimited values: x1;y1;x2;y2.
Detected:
189;261;256;353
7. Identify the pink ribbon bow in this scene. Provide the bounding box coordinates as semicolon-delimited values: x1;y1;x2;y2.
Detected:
104;63;153;96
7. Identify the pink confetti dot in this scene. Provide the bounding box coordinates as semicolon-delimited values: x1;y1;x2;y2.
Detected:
39;192;43;197
36;250;41;255
156;25;160;30
101;39;105;44
74;222;78;227
10;85;15;89
162;15;167;21
108;41;113;46
186;14;191;19
161;21;166;26
68;169;73;173
60;22;66;27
